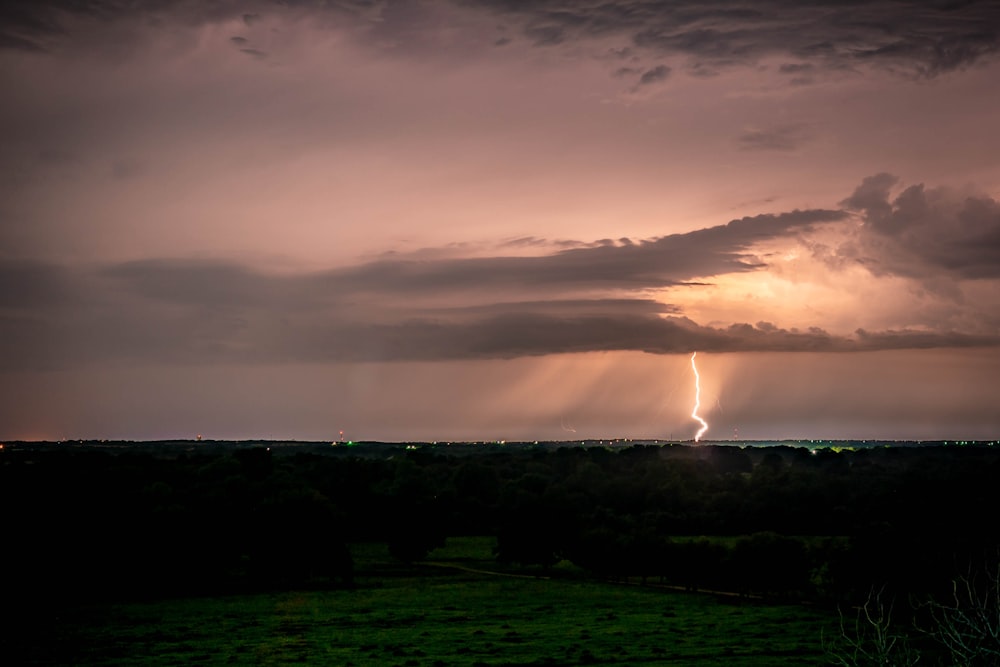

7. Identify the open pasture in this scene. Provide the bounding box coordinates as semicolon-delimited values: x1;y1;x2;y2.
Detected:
21;539;835;666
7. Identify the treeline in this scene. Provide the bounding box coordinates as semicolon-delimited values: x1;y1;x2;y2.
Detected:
3;444;1000;607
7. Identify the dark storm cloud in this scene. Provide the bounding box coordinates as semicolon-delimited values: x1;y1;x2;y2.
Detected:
0;0;373;53
310;315;841;362
524;24;565;46
779;62;814;74
497;236;576;249
0;31;48;53
102;260;285;308
428;298;681;319
0;1;198;52
777;62;816;85
469;0;1000;78
737;124;810;151
270;314;997;361
0;2;64;52
319;208;845;295
7;269;992;369
637;64;671;86
4;199;997;371
0;260;77;309
100;208;844;306
5;1;998;79
840;173;1000;280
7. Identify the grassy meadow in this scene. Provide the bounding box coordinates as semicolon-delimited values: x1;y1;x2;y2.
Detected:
18;537;837;666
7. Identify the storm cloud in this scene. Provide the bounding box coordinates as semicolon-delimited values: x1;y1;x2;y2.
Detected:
479;0;1000;78
321;208;846;297
3;180;997;372
840;173;1000;281
5;1;999;80
737;124;811;152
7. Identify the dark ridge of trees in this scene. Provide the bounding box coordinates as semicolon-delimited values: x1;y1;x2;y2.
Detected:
2;442;1000;619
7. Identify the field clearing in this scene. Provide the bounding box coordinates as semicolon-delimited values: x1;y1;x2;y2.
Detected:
17;538;837;666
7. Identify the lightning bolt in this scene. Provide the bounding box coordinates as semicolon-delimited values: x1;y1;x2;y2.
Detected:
690;351;709;442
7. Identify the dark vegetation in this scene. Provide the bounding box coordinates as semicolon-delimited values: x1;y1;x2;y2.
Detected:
3;441;1000;664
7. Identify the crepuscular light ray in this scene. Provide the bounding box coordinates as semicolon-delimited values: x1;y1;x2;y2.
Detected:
690;352;709;442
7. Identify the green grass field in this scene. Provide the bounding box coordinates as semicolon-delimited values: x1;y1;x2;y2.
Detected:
19;538;837;666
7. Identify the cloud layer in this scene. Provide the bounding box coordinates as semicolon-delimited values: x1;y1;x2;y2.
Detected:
3;176;997;372
477;0;1000;78
841;173;1000;280
5;0;999;79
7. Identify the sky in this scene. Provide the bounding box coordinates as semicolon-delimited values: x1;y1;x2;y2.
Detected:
2;0;1000;442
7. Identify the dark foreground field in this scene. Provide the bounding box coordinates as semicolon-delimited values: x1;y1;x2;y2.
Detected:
5;441;1000;665
15;538;835;666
